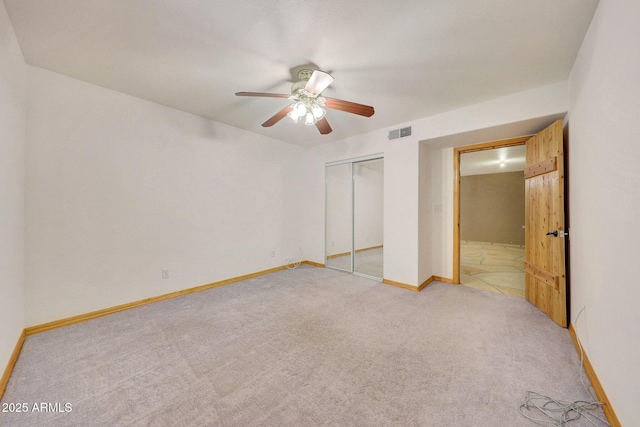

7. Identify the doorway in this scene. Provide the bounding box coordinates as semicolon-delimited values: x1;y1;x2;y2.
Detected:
453;136;530;290
459;145;526;297
325;155;384;280
452;121;568;326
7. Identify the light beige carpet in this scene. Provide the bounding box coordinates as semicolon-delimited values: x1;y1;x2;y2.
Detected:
0;266;605;426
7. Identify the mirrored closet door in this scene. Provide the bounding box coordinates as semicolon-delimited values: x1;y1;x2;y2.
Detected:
325;156;384;280
325;163;353;272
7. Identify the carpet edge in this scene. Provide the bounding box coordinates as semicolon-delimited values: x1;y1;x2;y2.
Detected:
25;263;324;336
0;329;26;401
568;323;621;427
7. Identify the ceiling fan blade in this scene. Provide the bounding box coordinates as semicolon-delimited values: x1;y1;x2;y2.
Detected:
236;92;290;98
262;105;293;127
325;98;375;117
315;118;332;135
304;70;334;95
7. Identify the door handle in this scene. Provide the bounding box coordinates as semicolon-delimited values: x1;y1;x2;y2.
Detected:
546;230;569;238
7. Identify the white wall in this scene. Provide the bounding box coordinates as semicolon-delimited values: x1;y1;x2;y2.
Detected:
414;81;569;143
382;139;420;285
301;81;568;287
566;1;640;424
421;82;569;280
428;147;453;280
302;132;420;286
19;62;572;328
0;1;26;377
25;65;305;326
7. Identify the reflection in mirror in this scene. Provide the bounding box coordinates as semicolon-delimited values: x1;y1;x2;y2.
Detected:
353;159;384;278
325;163;353;272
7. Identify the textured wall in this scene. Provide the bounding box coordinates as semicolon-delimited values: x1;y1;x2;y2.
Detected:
567;1;640;424
0;1;26;381
460;171;525;245
24;65;304;326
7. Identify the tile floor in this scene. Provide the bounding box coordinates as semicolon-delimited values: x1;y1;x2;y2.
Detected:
460;240;525;298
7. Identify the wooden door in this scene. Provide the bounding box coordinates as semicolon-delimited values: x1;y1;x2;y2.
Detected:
524;120;567;327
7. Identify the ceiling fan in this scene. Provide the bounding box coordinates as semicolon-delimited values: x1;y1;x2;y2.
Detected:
235;68;374;135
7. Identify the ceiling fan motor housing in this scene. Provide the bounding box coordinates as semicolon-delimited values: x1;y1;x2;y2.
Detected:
291;69;314;94
297;69;314;81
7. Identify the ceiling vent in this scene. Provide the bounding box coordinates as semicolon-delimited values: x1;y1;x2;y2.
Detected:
388;126;412;140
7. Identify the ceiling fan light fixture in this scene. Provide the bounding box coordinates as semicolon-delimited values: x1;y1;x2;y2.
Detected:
287;111;300;123
287;98;326;125
236;65;374;135
304;112;316;126
287;101;306;122
311;104;326;120
293;101;306;116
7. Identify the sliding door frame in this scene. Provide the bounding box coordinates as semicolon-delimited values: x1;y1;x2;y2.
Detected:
325;153;384;281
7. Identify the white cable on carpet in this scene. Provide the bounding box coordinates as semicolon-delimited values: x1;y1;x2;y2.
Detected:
519;391;609;426
284;247;303;269
519;306;611;426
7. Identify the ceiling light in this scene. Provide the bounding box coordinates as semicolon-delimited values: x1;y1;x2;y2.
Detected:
311;104;325;120
287;93;326;126
305;112;316;126
294;101;306;116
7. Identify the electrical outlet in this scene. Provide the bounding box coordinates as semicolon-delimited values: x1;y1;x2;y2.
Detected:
162;269;170;279
271;250;275;257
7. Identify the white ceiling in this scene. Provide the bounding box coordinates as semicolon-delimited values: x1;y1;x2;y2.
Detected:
461;145;526;176
4;0;599;146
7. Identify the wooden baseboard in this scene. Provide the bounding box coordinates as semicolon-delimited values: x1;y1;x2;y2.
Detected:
302;260;325;268
383;276;436;292
383;279;419;291
418;276;435;291
326;251;349;260
326;245;383;259
433;276;455;284
355;245;383;253
568;323;621;427
25;263;319;336
0;329;26;401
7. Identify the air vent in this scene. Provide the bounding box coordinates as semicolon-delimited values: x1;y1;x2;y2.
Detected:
388;126;412;140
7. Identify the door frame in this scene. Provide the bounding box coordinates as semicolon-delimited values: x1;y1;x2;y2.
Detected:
325;153;384;281
452;136;531;284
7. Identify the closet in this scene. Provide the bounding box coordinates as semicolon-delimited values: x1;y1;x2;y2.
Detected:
325;155;384;280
